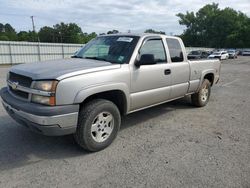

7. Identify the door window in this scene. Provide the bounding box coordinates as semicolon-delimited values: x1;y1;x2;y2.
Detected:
139;39;167;63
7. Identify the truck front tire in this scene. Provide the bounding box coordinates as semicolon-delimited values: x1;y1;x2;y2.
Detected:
74;99;121;152
191;79;211;107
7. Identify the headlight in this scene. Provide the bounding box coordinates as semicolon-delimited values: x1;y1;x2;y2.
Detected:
31;95;55;106
32;80;58;92
31;80;58;106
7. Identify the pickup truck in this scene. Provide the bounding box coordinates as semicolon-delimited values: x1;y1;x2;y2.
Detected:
0;33;221;151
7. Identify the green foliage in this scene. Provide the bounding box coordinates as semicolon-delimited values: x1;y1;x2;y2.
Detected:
144;29;165;34
107;30;119;34
0;22;97;44
39;26;55;42
0;23;17;41
177;3;250;48
15;31;39;42
39;23;97;43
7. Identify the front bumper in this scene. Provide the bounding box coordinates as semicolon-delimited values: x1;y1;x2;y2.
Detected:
0;87;79;136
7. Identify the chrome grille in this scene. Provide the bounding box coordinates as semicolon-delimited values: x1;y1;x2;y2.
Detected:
9;87;29;99
9;72;32;88
8;72;32;99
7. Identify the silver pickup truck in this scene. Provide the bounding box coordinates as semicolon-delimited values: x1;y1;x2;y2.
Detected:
0;33;220;151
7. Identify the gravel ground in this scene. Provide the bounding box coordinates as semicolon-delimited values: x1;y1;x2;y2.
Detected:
0;57;249;188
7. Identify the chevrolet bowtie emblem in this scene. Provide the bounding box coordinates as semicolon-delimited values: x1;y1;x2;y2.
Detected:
11;81;19;90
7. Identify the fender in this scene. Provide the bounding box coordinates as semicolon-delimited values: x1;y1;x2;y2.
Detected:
197;69;216;90
74;82;130;113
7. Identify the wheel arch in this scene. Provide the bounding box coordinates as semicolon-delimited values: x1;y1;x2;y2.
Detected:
74;83;130;115
200;70;216;87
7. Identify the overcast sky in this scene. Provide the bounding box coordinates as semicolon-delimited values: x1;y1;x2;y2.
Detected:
0;0;250;35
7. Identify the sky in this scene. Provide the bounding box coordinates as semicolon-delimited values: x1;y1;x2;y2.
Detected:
0;0;250;35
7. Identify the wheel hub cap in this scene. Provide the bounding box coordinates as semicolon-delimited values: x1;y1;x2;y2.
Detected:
91;112;114;143
201;86;209;102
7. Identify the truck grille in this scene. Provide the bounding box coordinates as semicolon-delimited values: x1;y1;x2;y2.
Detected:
9;87;29;99
8;72;32;99
9;72;33;88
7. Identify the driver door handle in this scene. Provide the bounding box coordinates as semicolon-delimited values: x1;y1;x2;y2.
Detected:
164;69;171;75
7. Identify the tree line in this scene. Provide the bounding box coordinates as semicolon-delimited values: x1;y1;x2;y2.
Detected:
0;22;98;44
0;22;163;44
177;3;250;48
0;3;250;47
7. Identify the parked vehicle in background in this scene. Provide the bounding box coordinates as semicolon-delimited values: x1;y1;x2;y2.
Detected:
0;33;221;152
227;49;237;59
238;50;243;55
208;51;229;60
187;50;209;60
242;50;250;56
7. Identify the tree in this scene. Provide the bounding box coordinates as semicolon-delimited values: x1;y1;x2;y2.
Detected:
17;31;38;42
0;23;17;41
38;22;96;44
53;22;82;43
107;30;119;34
17;31;30;41
144;29;165;34
39;26;55;42
177;3;250;48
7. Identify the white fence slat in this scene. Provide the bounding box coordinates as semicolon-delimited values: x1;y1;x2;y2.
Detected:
0;41;82;64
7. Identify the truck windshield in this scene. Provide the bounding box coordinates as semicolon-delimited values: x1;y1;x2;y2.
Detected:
73;36;139;64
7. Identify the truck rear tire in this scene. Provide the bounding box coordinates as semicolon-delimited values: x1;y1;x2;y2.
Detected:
191;79;211;107
74;99;121;152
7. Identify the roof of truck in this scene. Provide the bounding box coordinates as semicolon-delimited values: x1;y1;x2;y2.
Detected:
100;33;178;39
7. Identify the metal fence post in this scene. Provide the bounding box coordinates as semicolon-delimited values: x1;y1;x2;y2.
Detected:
62;44;65;58
38;42;41;61
9;42;13;65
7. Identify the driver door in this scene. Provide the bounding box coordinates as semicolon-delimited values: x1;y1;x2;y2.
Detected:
130;38;171;111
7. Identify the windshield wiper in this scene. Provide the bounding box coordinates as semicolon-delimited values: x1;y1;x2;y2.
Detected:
84;56;108;61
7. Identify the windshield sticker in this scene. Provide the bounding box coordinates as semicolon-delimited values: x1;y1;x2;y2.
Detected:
118;56;124;62
117;37;133;42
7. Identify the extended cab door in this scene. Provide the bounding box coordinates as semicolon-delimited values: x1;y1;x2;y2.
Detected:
130;37;171;111
165;38;190;98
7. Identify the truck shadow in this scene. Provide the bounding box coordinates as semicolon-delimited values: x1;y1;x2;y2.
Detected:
0;97;193;171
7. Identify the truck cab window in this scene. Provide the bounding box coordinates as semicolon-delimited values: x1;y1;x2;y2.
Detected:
139;39;166;63
166;38;184;62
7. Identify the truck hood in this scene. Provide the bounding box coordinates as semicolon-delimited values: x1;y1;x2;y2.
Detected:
10;58;121;80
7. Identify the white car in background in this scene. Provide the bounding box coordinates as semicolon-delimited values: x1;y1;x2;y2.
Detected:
208;51;229;60
242;50;250;56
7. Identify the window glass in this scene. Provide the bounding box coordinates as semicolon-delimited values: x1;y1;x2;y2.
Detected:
166;38;184;62
75;36;139;64
140;39;166;63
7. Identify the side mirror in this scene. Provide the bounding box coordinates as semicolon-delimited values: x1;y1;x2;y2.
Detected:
135;54;155;67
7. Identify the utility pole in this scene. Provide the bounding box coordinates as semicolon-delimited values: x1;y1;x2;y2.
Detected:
30;16;35;32
30;16;40;42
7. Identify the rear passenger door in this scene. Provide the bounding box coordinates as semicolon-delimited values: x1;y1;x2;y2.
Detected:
166;38;190;99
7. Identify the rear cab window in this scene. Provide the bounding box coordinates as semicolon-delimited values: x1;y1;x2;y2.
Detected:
166;38;184;62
